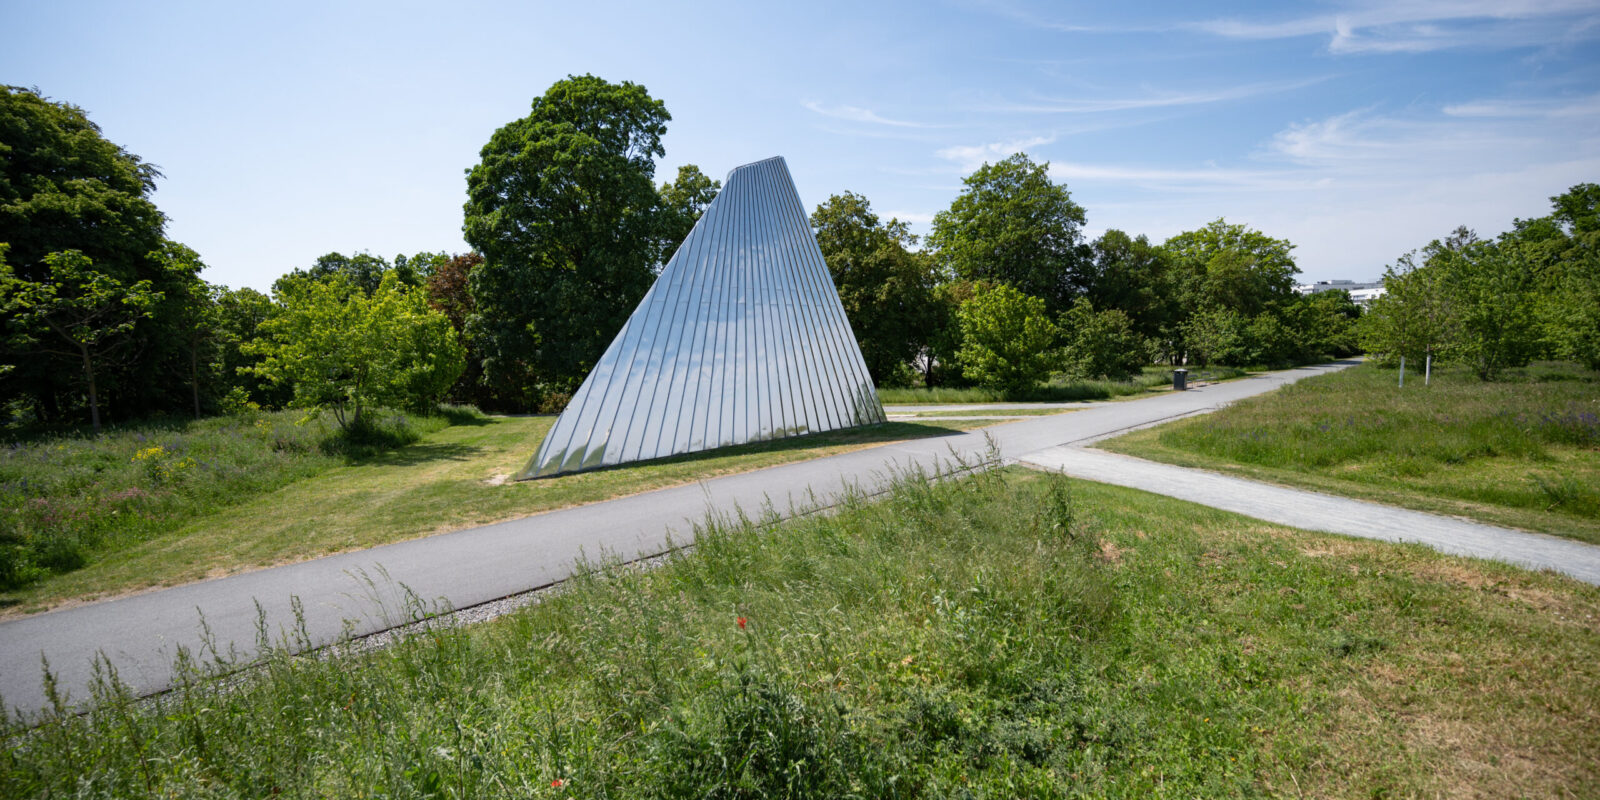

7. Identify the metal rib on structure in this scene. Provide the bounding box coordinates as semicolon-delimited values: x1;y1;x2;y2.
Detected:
516;156;886;480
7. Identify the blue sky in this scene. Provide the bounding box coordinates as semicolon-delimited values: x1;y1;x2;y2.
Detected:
4;0;1598;291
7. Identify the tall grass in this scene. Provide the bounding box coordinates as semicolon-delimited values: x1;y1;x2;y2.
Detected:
0;406;483;589
6;464;1596;797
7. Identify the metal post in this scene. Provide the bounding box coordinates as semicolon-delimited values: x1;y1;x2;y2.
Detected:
1399;355;1405;388
1425;354;1431;385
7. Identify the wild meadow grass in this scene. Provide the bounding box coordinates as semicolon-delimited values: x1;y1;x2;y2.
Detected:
2;414;988;615
877;366;1249;405
4;467;1597;798
0;408;475;591
1102;361;1600;543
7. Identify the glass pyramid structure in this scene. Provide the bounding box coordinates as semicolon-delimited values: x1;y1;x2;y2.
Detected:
516;156;886;479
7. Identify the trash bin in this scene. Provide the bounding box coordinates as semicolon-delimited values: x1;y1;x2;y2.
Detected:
1173;369;1188;391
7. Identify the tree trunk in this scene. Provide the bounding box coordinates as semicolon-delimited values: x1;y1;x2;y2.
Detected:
82;345;101;434
191;339;201;419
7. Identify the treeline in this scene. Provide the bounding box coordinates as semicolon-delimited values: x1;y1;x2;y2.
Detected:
1;75;1392;431
1358;186;1600;379
816;165;1362;394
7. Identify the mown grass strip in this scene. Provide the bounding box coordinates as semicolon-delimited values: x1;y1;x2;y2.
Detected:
1101;361;1600;544
874;366;1249;405
4;468;1596;798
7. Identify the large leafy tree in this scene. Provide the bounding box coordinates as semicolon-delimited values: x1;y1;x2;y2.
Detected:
1163;219;1299;320
1523;184;1600;369
956;283;1059;393
0;249;160;432
656;164;719;266
1085;230;1180;359
463;75;670;409
1;86;198;423
811;192;940;385
929;153;1090;315
245;272;465;428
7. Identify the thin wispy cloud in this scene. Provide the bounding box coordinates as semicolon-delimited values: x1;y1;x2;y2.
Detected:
803;101;938;128
1047;161;1321;193
1192;0;1600;54
936;135;1057;172
985;77;1328;114
1443;92;1600;118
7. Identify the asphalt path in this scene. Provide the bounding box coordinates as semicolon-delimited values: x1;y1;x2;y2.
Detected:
1020;447;1600;585
5;357;1527;719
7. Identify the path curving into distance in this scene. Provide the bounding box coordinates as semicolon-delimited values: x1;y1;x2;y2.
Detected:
6;358;1596;719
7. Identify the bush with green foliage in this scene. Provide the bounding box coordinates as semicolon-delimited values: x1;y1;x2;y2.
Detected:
1058;298;1148;381
955;283;1059;392
245;271;465;428
811;192;940;386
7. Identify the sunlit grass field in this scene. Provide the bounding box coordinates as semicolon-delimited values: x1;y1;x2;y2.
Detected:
1;411;988;615
5;468;1595;798
1101;361;1600;543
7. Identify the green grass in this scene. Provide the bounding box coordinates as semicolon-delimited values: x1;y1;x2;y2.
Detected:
1101;361;1600;543
0;407;462;591
6;468;1597;798
878;366;1248;405
1;415;991;615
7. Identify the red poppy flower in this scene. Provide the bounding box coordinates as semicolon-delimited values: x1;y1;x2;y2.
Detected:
551;779;564;788
737;616;747;630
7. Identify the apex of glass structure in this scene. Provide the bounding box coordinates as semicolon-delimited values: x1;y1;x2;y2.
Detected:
516;156;887;480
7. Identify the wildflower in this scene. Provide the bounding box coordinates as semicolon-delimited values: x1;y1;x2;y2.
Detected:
736;616;747;630
551;779;564;788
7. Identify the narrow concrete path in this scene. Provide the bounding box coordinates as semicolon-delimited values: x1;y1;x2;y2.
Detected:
24;357;1578;720
1019;447;1600;585
882;401;1098;413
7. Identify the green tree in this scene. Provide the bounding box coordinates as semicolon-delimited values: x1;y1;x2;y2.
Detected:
153;241;213;417
657;164;720;266
1058;298;1148;381
274;252;391;296
1440;240;1540;379
811;191;940;385
424;252;492;405
464;75;670;409
1287;290;1361;360
1085;230;1179;348
1358;251;1454;368
1164;219;1299;319
955;283;1059;393
1181;307;1246;368
0;249;160;432
209;285;287;410
1523;184;1600;370
929;153;1090;314
245;272;465;428
1;86;200;424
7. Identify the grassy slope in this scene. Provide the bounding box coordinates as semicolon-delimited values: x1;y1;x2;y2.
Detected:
3;416;992;614
5;470;1596;798
1101;361;1600;544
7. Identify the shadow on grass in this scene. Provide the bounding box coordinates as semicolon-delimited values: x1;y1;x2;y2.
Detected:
523;420;969;481
355;441;486;468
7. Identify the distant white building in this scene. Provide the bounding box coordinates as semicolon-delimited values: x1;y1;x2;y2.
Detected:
1295;278;1386;307
1295;279;1383;296
1348;286;1386;306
